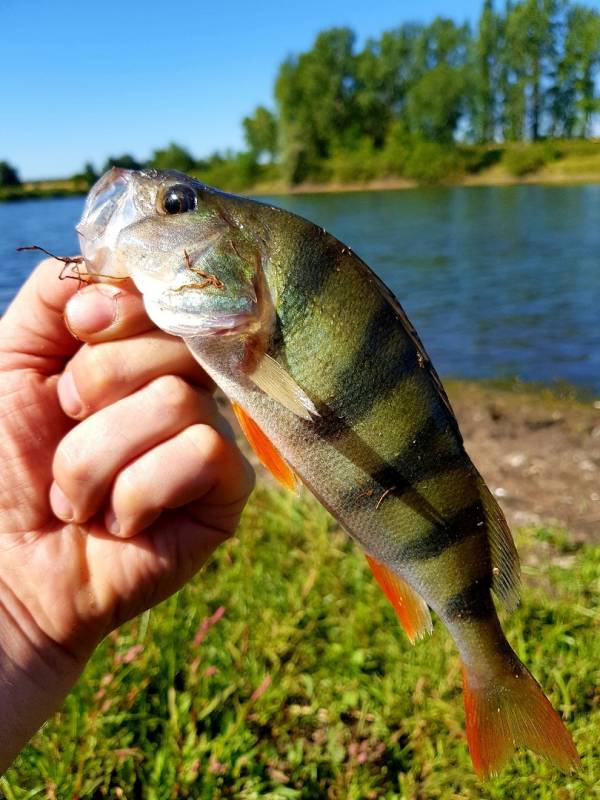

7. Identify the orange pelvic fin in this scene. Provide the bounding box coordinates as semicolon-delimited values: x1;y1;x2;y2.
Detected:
365;555;432;643
231;401;297;492
462;659;580;779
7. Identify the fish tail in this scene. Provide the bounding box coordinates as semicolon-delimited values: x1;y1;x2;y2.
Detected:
462;650;579;778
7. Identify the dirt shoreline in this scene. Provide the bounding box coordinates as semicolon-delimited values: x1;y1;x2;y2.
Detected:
221;380;600;546
250;169;600;196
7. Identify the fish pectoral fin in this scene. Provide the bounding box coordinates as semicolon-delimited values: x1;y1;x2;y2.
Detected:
365;555;432;644
231;401;297;492
249;353;319;421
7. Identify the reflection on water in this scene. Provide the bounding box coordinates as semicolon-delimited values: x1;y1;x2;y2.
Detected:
1;185;599;391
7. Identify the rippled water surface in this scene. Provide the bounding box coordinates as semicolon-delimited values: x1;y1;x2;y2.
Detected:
1;185;598;391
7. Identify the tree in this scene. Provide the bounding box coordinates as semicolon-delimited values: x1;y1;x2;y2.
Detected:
472;0;502;141
563;4;600;135
71;162;98;188
102;154;143;172
0;161;21;187
503;0;560;140
406;63;467;142
403;17;471;142
243;106;278;161
354;24;424;146
275;27;359;180
149;142;196;173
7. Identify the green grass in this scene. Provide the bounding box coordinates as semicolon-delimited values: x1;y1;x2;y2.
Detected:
2;486;598;798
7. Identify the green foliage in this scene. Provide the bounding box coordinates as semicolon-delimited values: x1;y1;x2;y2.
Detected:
71;162;98;188
150;142;196;173
102;153;143;172
503;141;559;175
326;139;382;183
406;63;467;143
243;106;278;160
193;151;262;193
402;140;463;183
0;160;20;187
3;485;598;798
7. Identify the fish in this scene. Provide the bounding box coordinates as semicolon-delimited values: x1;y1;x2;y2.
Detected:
76;167;580;778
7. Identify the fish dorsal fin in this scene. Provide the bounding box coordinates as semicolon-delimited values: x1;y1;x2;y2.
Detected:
249;353;320;421
231;401;297;492
365;555;433;643
477;474;521;611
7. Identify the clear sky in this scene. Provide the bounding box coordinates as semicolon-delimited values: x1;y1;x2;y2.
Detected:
3;0;600;180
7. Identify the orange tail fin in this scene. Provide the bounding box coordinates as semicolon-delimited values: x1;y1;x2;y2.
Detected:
462;658;580;778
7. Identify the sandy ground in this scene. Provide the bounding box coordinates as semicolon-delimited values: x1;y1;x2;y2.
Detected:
220;381;600;546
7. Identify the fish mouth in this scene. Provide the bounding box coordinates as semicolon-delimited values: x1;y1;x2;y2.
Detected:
76;168;140;277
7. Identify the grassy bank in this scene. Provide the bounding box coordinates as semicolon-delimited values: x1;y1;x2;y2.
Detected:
4;139;600;203
3;484;597;799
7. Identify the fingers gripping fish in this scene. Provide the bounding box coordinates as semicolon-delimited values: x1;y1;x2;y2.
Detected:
76;168;579;778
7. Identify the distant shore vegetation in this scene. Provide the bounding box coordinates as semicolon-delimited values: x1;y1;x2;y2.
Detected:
3;0;600;201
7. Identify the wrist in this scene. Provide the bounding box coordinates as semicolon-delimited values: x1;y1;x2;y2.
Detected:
0;580;89;773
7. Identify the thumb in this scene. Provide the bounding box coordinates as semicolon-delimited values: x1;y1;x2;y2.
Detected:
0;258;81;373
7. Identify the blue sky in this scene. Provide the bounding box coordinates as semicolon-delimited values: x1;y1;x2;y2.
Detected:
3;0;600;180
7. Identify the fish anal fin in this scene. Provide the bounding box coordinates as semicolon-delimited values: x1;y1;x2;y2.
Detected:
231;401;297;492
366;555;432;644
249;353;319;421
477;475;521;611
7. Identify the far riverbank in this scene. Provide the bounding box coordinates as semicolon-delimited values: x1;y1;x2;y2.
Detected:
4;139;600;202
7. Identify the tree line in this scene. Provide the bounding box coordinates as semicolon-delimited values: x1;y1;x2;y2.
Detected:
248;0;600;182
3;0;600;192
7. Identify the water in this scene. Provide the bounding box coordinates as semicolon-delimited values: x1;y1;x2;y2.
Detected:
1;185;599;392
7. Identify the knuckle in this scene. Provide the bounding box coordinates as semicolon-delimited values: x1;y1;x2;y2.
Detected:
184;423;226;462
53;437;92;487
77;345;121;405
149;374;194;411
185;424;254;496
114;463;147;515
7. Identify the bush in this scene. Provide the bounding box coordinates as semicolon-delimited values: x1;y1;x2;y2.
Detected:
149;142;196;173
102;154;143;172
0;160;21;187
503;142;560;177
194;152;262;192
327;139;382;183
402;140;462;183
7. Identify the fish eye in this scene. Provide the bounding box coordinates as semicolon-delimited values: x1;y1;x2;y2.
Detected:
158;184;197;215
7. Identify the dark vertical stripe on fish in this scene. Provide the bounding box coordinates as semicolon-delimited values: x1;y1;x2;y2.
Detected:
367;416;464;489
314;296;418;439
394;501;486;562
268;235;339;358
445;577;495;622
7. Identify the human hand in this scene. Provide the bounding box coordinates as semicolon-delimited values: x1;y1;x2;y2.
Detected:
0;259;254;769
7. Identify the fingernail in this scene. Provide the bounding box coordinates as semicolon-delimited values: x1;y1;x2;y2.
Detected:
50;482;73;522
105;508;121;535
66;284;120;335
57;370;82;417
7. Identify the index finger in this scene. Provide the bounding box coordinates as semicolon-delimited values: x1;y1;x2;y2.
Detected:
64;279;155;343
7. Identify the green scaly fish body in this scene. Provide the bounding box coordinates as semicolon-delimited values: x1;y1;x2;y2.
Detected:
186;207;516;665
76;168;579;777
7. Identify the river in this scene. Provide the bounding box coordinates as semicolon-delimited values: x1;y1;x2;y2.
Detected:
1;184;598;392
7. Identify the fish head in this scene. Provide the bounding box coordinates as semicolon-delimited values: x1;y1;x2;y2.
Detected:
77;168;263;337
